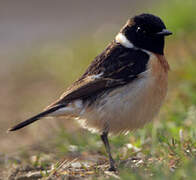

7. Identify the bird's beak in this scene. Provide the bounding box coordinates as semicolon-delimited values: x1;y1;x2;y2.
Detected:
156;29;172;36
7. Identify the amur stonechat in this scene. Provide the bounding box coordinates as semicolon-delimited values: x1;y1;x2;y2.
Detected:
8;13;172;171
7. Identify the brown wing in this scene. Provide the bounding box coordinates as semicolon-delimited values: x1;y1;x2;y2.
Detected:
47;41;150;109
47;76;125;109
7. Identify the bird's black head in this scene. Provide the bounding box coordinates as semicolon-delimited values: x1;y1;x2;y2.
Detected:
120;13;172;55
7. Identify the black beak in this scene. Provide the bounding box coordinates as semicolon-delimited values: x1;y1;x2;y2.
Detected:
156;29;172;36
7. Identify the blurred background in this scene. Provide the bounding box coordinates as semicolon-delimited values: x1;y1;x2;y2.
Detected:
1;0;158;152
1;0;196;178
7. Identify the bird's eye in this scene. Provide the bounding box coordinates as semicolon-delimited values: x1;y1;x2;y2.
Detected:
136;26;146;34
136;26;141;32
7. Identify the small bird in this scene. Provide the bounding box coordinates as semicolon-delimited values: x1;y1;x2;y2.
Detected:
8;13;172;171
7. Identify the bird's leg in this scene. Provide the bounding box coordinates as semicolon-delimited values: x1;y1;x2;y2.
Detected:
101;131;116;171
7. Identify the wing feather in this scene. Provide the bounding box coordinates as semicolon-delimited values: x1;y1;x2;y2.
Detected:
47;41;150;108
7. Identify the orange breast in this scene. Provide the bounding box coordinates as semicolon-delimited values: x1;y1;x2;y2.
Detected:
148;54;169;95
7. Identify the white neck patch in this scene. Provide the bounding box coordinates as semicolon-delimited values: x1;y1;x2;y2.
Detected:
115;33;152;56
115;33;134;48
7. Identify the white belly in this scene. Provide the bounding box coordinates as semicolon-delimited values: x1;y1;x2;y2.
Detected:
78;63;168;134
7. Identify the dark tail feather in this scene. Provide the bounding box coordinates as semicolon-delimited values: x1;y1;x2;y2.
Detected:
7;104;65;132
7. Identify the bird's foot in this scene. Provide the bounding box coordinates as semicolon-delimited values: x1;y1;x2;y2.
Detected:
108;166;116;171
